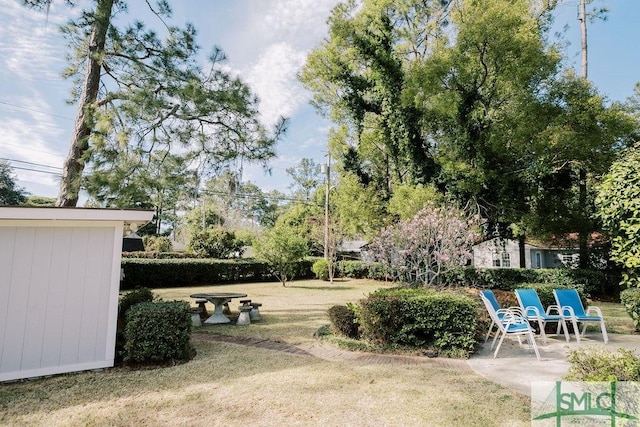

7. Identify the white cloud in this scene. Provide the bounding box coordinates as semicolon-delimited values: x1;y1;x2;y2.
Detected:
263;0;339;48
0;0;71;82
245;42;308;127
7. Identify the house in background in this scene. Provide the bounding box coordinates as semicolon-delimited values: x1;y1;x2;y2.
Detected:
472;237;581;269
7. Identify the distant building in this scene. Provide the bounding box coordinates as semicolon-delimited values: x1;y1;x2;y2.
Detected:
472;237;581;269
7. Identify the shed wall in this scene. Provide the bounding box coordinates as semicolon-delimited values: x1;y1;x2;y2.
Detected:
0;221;123;381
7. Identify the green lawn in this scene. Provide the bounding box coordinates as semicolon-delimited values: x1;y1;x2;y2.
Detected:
0;279;532;426
0;279;633;426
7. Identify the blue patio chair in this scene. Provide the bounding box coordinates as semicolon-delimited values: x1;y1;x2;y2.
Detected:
553;289;608;344
479;290;523;343
480;291;540;361
514;289;569;343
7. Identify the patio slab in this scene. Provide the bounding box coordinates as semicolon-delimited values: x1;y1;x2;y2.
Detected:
467;333;640;397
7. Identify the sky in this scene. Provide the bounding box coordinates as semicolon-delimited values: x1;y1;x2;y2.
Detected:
0;0;638;204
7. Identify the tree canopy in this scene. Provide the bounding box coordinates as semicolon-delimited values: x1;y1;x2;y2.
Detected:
0;160;28;206
22;0;286;207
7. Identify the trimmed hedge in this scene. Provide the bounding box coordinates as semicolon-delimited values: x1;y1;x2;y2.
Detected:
121;258;314;289
358;288;477;356
124;301;192;363
441;267;610;296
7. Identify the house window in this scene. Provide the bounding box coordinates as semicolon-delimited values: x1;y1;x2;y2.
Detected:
535;252;542;269
501;252;511;268
561;253;577;267
492;252;510;268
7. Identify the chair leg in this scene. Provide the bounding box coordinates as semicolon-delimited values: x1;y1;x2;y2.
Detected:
601;320;609;344
493;331;508;359
560;320;570;342
485;321;495;343
527;331;541;361
538;320;547;344
491;328;501;350
570;318;581;343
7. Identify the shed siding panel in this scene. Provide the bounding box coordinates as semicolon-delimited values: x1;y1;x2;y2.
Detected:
59;227;91;365
41;228;74;368
78;227;114;362
21;227;54;371
0;228;16;371
1;227;35;374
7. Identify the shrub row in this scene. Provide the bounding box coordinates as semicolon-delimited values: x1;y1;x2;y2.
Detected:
441;267;611;296
120;258;315;289
358;288;477;356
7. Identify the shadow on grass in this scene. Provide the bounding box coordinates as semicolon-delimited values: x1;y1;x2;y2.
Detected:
288;285;355;291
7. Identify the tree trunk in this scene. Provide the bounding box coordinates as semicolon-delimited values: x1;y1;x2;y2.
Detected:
578;168;589;268
577;0;589;268
518;235;526;268
56;0;114;207
579;0;588;80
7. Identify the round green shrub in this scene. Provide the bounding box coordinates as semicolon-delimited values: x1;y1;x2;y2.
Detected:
327;305;359;338
312;259;329;281
119;287;154;316
359;288;477;356
620;288;640;331
124;301;192;363
142;235;173;252
187;226;243;258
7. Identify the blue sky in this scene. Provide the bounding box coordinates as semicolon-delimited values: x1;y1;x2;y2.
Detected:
0;0;638;203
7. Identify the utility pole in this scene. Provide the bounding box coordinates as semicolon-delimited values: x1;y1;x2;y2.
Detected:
322;153;331;261
578;0;588;79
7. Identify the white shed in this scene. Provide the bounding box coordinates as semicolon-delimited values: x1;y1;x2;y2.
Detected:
0;207;153;382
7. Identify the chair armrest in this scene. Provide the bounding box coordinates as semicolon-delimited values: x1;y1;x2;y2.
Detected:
523;306;542;318
586;306;604;317
560;305;576;318
507;306;525;317
545;305;562;315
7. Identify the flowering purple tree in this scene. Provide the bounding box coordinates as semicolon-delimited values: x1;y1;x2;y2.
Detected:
368;206;480;287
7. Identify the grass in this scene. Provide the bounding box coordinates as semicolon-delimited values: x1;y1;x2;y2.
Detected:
1;279;632;426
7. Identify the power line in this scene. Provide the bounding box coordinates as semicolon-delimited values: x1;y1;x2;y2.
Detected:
0;100;74;121
10;165;61;176
0;157;62;171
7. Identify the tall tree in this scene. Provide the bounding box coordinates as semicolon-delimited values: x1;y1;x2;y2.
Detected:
526;72;637;266
286;158;321;201
22;0;286;207
409;0;560;229
0;160;28;205
300;0;449;192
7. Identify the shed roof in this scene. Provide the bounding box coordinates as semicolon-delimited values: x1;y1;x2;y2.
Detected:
0;206;153;225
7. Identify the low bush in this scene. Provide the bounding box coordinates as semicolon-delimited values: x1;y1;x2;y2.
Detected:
327;305;359;338
142;235;173;252
312;259;329;281
566;347;640;381
124;301;193;364
119;287;154;316
188;227;244;258
358;288;477;356
620;288;640;331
